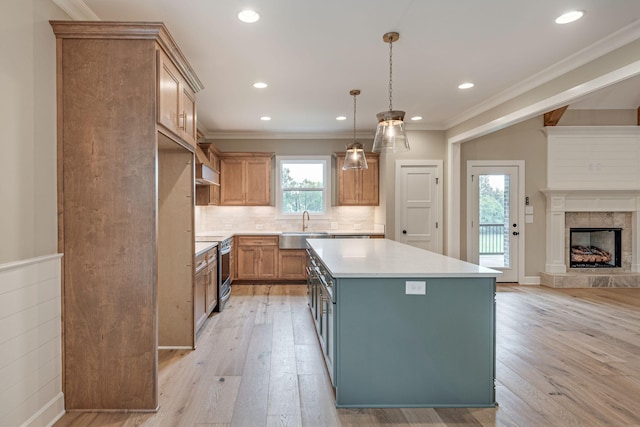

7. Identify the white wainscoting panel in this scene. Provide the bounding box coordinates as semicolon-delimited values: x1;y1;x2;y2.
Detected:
0;254;64;427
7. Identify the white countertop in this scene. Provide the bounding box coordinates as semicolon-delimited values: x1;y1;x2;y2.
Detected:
195;241;218;256
307;238;501;278
196;230;384;240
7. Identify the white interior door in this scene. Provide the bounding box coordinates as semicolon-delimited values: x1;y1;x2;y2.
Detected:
467;162;523;283
395;160;442;253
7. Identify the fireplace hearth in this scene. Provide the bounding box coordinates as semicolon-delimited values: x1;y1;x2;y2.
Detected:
569;228;621;269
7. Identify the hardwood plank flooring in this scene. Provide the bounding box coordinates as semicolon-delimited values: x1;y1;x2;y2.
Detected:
55;284;640;426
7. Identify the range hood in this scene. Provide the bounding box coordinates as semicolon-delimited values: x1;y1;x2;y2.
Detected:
195;146;220;186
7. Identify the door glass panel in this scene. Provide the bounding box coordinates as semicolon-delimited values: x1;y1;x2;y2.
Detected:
478;174;510;268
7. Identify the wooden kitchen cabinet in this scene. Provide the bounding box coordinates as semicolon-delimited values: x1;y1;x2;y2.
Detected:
157;49;198;147
194;252;208;333
220;153;273;206
336;153;379;205
205;247;218;313
194;245;217;333
51;21;203;411
278;249;308;280
236;236;279;280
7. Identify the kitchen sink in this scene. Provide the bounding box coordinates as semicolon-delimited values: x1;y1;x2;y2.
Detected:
279;231;330;249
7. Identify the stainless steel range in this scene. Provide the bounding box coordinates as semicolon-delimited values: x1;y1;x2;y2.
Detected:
217;236;232;311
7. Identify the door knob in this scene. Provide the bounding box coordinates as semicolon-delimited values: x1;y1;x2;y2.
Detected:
512;231;519;236
402;230;407;234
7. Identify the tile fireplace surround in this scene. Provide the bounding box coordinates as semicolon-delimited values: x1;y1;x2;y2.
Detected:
541;126;640;288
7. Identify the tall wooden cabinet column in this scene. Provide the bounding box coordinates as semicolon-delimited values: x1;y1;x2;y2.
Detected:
51;21;203;411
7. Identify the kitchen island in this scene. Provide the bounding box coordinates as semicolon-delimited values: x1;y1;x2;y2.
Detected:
306;238;501;408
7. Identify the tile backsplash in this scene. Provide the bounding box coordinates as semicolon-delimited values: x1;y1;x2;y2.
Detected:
195;206;383;233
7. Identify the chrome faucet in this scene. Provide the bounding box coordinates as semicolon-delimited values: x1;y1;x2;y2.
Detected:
302;210;310;231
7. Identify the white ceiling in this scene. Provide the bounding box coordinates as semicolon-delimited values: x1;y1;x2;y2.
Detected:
73;0;640;137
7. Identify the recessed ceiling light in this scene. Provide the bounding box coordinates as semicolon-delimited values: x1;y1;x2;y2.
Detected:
253;82;268;89
336;116;347;121
238;9;260;23
260;116;271;121
555;10;585;24
411;116;423;121
458;82;474;89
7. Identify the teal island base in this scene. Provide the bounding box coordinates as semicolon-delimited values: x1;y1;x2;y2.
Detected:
332;277;496;408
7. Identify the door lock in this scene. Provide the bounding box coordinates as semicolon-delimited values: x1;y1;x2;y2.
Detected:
402;230;407;234
512;231;519;236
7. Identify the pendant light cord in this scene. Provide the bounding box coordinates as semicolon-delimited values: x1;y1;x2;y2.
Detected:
353;91;357;142
388;37;393;112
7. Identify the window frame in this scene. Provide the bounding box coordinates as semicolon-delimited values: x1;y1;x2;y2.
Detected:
275;155;332;219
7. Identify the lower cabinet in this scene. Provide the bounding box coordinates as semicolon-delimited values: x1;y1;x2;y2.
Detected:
278;249;308;280
236;236;278;280
205;247;218;313
194;252;208;333
307;252;336;386
195;245;218;334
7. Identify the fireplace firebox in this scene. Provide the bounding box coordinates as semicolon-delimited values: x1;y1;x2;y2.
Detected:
569;228;622;268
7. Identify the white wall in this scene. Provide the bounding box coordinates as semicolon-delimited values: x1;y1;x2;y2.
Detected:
1;0;65;265
0;254;64;427
0;1;68;426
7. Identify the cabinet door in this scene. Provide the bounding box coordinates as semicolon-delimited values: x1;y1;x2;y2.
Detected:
206;252;218;313
337;156;359;205
194;268;207;332
220;158;245;205
359;156;379;205
157;51;182;137
245;158;271;205
181;84;197;147
236;246;259;279
279;250;308;280
258;246;278;279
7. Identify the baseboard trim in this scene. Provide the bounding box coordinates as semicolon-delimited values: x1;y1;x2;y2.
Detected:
520;275;541;285
20;392;65;427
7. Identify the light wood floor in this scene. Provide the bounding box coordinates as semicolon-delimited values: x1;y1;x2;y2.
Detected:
55;284;640;426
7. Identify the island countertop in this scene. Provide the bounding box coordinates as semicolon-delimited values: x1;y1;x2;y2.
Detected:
307;238;501;278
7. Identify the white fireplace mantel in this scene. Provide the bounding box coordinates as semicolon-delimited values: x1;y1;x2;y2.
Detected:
542;127;640;274
541;189;640;273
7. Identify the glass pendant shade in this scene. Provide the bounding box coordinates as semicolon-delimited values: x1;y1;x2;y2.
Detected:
372;110;410;153
342;89;368;170
342;142;368;170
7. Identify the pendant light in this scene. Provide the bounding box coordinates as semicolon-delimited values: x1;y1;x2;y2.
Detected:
372;32;410;153
342;89;368;170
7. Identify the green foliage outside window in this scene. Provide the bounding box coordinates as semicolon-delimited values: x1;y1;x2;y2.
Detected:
479;176;504;224
281;166;324;213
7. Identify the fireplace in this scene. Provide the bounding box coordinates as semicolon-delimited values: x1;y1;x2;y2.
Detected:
569;228;621;268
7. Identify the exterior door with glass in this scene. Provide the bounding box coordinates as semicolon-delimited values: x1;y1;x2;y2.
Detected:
467;162;523;283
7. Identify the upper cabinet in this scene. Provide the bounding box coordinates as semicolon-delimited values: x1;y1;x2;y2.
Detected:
220;153;273;206
157;50;198;147
335;153;379;205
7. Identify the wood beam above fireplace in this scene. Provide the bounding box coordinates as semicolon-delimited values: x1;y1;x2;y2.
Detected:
543;105;569;126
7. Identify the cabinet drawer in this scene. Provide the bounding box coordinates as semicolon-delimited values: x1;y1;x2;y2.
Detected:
237;236;278;246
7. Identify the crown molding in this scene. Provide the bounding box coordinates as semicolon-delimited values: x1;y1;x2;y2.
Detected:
202;130;377;140
52;0;100;20
444;19;640;130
